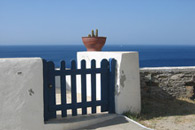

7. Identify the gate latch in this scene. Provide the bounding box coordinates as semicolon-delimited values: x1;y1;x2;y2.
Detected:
48;84;52;88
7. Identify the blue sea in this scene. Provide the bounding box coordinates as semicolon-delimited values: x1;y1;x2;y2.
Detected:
1;45;195;68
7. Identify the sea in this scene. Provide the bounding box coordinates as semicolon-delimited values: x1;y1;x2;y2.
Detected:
1;45;195;68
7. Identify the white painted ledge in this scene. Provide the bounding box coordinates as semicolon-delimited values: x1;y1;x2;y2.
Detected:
141;66;195;72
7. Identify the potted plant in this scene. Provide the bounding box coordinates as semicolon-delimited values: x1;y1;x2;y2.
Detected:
82;29;106;51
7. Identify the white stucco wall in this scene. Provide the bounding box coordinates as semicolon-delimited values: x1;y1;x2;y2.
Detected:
0;58;44;130
77;52;141;114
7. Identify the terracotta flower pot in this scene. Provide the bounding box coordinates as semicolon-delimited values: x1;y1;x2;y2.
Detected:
82;37;106;51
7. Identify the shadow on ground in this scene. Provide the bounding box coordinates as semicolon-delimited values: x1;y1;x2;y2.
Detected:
46;113;130;130
140;86;195;120
77;116;129;130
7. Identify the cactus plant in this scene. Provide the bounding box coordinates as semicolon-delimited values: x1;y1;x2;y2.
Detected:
95;29;98;37
92;30;95;37
88;29;99;37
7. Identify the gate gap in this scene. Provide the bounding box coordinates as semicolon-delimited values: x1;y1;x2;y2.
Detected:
66;75;72;104
55;76;61;105
76;74;82;103
67;109;72;116
86;74;92;102
96;106;101;113
99;73;102;101
56;110;61;116
77;108;82;115
96;73;101;101
87;107;92;114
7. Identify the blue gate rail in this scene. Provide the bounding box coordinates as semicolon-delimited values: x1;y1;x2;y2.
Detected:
43;59;116;121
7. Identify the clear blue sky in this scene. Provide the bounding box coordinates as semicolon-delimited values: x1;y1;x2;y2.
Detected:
0;0;195;45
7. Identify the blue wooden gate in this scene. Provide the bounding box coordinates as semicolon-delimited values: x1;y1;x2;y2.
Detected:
43;59;116;121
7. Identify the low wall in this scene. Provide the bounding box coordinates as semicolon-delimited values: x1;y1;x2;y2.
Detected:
140;67;195;99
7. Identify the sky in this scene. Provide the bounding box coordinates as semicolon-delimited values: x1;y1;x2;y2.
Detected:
0;0;195;45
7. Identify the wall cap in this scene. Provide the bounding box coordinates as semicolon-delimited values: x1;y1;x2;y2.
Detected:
140;66;195;72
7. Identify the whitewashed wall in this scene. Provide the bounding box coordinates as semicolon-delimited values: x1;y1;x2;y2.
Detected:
77;52;141;114
0;58;45;130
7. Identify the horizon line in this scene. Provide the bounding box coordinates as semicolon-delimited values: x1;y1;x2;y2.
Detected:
0;44;195;46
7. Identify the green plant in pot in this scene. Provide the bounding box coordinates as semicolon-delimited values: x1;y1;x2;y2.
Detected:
82;29;106;51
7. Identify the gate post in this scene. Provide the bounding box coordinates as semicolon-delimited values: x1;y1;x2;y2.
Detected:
108;59;116;113
43;59;49;121
43;60;56;121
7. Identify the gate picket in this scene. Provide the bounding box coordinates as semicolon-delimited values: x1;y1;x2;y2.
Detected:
91;60;97;113
108;59;116;113
60;61;67;117
100;59;109;112
71;60;77;116
81;60;87;115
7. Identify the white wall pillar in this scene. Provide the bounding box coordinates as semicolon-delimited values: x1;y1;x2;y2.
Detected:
77;52;141;114
0;58;44;130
